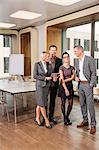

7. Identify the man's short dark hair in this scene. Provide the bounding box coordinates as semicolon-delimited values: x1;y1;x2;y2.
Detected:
62;52;69;58
74;45;84;50
49;45;57;50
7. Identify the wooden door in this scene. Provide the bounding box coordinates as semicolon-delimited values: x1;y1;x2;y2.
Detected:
47;27;62;57
21;32;31;76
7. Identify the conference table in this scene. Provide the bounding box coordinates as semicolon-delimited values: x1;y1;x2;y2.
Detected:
0;80;36;124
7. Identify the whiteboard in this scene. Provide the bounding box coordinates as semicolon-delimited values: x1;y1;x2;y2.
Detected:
9;54;24;75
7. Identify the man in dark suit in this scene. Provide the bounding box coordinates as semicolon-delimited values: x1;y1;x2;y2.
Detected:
74;45;96;134
49;45;62;124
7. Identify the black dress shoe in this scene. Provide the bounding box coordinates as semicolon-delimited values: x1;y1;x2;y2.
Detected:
67;118;72;125
64;116;72;126
67;122;72;125
67;117;70;123
64;121;72;125
49;118;57;124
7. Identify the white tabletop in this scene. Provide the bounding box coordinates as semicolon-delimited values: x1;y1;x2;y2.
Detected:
0;80;36;94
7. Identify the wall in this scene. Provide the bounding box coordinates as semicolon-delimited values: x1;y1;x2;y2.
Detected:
36;24;47;57
0;28;38;78
0;29;18;53
19;27;38;78
46;5;99;27
0;30;18;78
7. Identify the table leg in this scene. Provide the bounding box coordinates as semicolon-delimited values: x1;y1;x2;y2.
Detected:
13;95;17;124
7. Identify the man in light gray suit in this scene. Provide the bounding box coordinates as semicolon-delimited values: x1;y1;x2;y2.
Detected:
74;45;96;134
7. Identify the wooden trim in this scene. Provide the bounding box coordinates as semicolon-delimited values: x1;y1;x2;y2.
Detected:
46;5;99;27
91;21;95;57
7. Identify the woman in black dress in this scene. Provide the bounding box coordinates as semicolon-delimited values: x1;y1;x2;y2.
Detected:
59;52;75;125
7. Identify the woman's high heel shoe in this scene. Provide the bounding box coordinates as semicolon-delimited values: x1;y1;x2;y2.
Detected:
34;119;43;126
45;124;52;129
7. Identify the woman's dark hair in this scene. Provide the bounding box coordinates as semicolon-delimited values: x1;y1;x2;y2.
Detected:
62;52;69;58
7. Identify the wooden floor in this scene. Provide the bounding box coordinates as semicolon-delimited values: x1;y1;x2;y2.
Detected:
0;97;99;150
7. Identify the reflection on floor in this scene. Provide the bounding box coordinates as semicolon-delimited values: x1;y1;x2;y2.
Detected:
0;96;99;150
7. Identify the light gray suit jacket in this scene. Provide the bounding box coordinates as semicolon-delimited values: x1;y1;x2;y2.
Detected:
33;61;52;88
75;55;97;87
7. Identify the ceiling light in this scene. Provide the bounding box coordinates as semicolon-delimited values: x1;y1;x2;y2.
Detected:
44;0;82;6
10;10;42;20
0;22;16;28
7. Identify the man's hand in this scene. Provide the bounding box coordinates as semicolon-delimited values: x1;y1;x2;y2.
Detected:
75;77;80;82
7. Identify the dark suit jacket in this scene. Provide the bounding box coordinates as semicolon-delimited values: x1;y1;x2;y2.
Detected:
51;57;62;87
33;61;52;88
53;57;62;73
75;55;97;87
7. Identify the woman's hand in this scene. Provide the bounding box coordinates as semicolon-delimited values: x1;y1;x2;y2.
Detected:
65;88;70;96
45;77;52;80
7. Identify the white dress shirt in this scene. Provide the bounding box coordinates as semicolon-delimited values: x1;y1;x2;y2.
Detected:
79;55;87;81
41;61;47;73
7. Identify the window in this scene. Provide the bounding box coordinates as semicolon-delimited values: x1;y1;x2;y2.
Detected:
3;35;11;47
66;38;70;50
95;22;99;52
74;58;77;66
95;21;99;84
4;57;9;73
97;76;98;84
94;40;98;51
62;30;70;51
84;39;90;51
0;35;11;78
95;58;99;69
74;38;80;46
97;59;99;69
62;20;99;84
66;23;91;53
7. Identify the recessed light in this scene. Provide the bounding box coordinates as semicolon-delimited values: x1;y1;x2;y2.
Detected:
0;22;16;28
10;10;42;20
44;0;82;6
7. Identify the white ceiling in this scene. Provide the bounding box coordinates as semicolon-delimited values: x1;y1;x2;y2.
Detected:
0;0;99;30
